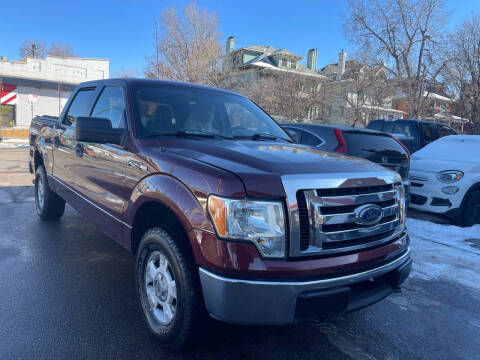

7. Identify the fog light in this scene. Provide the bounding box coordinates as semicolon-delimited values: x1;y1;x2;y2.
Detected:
442;186;459;194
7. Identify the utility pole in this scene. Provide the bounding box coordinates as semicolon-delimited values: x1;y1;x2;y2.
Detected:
155;21;160;79
58;82;62;116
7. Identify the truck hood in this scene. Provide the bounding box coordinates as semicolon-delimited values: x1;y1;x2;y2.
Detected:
153;138;395;197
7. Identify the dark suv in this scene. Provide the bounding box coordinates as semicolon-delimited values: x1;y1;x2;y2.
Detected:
367;119;457;153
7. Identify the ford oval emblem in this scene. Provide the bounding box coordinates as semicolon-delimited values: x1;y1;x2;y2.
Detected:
354;204;383;226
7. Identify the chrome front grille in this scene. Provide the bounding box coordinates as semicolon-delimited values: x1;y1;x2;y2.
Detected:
281;172;405;257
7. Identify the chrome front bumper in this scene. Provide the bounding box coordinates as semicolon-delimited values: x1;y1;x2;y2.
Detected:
199;244;411;325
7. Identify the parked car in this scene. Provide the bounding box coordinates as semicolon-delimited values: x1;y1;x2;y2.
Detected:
408;135;480;226
29;78;411;349
367;119;457;154
282;123;410;203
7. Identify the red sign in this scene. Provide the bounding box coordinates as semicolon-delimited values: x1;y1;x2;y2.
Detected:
0;84;18;105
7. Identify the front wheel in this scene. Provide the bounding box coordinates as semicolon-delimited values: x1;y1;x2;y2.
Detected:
136;227;207;349
459;189;480;227
35;166;65;221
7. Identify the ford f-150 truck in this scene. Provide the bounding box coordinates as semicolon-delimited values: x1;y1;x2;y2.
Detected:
29;78;411;349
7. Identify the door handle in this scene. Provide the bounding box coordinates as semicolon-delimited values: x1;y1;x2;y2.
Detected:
75;143;84;158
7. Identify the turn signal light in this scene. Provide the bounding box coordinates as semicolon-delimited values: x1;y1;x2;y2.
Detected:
208;196;226;236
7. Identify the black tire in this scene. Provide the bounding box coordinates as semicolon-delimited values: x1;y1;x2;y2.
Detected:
459;189;480;227
136;227;207;349
35;165;66;221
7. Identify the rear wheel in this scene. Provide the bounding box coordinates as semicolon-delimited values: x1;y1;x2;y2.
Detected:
459;189;480;227
35;166;65;221
136;227;207;349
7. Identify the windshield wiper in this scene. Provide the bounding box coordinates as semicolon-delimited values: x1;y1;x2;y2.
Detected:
145;130;234;140
176;130;235;140
234;133;293;142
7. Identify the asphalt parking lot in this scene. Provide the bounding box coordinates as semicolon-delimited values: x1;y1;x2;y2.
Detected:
1;148;479;359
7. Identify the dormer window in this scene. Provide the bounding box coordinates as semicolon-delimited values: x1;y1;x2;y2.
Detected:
290;60;297;69
281;58;287;67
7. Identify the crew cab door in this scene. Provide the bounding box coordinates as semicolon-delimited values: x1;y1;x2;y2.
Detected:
74;85;129;223
53;87;96;199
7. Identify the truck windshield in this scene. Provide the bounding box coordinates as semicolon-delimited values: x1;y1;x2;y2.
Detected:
132;85;290;141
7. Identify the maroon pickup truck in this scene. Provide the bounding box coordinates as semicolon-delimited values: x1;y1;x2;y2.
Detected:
29;78;411;349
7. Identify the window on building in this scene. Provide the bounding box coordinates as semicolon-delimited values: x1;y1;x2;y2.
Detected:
0;104;15;127
290;60;297;69
64;88;96;126
91;87;126;128
281;58;287;67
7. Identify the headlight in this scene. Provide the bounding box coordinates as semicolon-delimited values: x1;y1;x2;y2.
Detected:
436;171;463;183
395;183;406;225
207;195;286;258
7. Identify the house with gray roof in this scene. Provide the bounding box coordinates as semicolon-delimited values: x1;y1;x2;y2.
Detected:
225;36;324;79
224;37;404;125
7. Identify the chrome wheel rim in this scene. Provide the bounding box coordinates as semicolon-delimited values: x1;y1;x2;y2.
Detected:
37;176;45;211
145;251;177;325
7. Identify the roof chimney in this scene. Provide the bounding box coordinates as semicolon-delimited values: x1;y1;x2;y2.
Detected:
307;49;317;71
226;36;235;54
337;49;346;80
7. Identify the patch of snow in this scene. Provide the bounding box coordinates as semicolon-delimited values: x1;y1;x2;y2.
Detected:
407;218;480;291
0;138;29;149
423;91;451;102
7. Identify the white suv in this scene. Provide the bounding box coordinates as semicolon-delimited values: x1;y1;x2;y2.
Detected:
408;135;480;226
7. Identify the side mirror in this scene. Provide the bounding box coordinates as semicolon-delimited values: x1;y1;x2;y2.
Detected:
75;117;124;145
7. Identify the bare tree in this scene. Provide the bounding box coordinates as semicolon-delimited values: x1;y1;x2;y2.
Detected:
112;68;139;78
231;71;327;122
273;73;326;122
145;1;222;86
443;14;480;132
49;42;77;57
339;60;396;126
19;40;46;58
344;0;448;118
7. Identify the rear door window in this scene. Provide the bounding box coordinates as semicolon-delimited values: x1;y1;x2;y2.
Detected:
368;120;383;131
422;123;437;144
382;121;394;133
63;88;96;126
437;124;456;138
392;121;417;140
